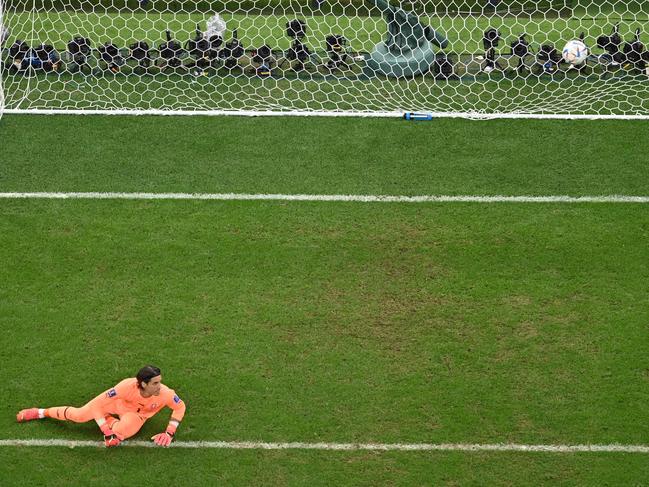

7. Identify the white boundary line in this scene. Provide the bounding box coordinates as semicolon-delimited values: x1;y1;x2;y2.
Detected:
5;109;649;120
4;109;399;118
1;192;649;203
1;439;648;453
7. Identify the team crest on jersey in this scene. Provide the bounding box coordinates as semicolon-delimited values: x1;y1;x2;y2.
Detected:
173;395;181;404
106;389;117;398
150;403;158;409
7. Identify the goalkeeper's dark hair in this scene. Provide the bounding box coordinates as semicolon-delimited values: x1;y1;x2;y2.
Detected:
137;365;161;388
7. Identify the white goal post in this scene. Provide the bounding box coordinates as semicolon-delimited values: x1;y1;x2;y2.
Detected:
0;0;648;119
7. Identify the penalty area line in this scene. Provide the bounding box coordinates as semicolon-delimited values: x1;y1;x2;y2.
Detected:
0;439;648;453
0;192;649;203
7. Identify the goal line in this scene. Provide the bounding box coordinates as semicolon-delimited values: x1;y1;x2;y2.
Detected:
1;192;649;203
5;110;649;121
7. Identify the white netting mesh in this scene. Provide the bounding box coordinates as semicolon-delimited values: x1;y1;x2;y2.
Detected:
0;0;648;118
0;1;6;119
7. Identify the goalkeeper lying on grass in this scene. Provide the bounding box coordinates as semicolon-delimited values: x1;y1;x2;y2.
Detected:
17;365;185;448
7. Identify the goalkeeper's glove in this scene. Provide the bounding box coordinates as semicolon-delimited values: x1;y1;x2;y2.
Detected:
151;430;174;447
151;421;178;447
99;423;122;448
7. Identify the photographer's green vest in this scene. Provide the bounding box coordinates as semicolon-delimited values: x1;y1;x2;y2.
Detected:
363;0;448;78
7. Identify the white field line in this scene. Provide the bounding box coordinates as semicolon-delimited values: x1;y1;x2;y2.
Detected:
0;439;648;453
5;108;649;120
1;192;649;203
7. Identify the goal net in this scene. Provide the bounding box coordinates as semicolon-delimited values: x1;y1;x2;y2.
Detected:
1;0;648;118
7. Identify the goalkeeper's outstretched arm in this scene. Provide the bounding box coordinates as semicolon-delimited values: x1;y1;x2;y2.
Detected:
151;392;186;447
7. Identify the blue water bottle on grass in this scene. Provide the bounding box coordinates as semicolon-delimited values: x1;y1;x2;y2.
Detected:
404;113;433;121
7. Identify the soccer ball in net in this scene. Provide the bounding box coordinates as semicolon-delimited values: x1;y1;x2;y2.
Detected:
562;39;589;66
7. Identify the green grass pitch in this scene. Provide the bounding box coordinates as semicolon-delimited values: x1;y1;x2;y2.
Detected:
1;115;649;485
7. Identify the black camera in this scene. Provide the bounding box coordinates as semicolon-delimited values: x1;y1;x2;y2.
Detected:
432;52;455;79
219;30;245;70
186;24;211;60
252;44;274;77
186;25;221;74
622;28;645;71
67;36;92;73
129;41;151;69
7;40;30;72
597;23;623;64
483;28;500;50
286;19;307;40
159;30;183;68
68;36;91;57
482;28;501;71
207;35;223;58
287;40;311;70
511;34;530;58
536;44;562;73
283;19;311;71
510;34;531;73
98;42;123;72
252;44;273;65
325;34;349;71
33;44;59;72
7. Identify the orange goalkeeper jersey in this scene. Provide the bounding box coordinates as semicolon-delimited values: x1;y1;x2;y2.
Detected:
101;378;186;420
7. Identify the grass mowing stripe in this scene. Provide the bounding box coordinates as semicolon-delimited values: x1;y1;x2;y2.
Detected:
2;439;649;453
2;192;649;203
3;449;649;486
3;116;649;198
